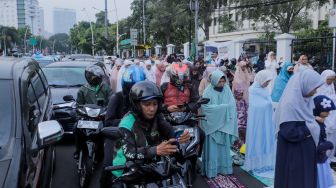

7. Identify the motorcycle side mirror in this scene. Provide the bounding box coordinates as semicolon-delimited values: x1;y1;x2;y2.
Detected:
63;95;75;102
101;127;123;140
198;98;210;105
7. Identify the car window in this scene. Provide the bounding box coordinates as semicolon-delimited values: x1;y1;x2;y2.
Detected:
43;67;86;86
0;80;14;148
26;65;48;134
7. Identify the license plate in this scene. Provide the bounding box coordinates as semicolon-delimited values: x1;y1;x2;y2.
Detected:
77;120;101;129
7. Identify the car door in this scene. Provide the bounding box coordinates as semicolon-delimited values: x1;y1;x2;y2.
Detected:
20;62;51;188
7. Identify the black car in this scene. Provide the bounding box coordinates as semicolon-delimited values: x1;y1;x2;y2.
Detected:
43;60;100;134
0;57;64;188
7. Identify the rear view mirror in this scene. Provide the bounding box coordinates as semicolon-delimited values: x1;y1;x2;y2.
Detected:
63;95;75;102
101;127;123;140
198;98;210;105
37;120;64;149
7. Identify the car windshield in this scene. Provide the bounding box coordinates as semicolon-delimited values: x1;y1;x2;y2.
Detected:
0;80;14;148
43;67;87;86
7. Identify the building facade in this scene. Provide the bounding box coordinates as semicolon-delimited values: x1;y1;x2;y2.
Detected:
53;8;76;34
207;0;334;42
0;0;18;28
0;0;43;35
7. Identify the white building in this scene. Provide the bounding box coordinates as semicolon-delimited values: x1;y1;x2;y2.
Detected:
0;0;18;28
207;0;334;42
53;8;76;34
36;7;45;36
0;0;43;36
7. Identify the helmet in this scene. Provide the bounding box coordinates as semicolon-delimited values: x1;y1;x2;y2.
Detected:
170;62;189;88
85;65;105;86
121;64;146;94
129;81;163;115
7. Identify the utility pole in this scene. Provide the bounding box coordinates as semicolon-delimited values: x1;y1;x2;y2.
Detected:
104;0;108;39
24;26;28;54
143;0;146;45
194;0;199;60
114;0;119;56
333;1;336;70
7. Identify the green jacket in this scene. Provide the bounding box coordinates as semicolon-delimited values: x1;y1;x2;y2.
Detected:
112;112;175;177
76;83;112;106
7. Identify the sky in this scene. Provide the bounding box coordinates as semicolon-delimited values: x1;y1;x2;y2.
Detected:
39;0;133;33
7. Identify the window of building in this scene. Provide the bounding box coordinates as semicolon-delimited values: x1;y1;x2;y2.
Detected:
214;17;217;26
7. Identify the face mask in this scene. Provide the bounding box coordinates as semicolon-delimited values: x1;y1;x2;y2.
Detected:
214;86;224;92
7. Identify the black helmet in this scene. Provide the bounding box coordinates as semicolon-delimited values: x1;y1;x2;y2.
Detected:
85;65;105;86
129;81;163;114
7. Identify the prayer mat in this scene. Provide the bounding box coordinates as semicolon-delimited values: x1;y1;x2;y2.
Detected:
204;174;246;188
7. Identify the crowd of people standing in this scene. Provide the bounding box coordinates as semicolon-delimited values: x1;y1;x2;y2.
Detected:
101;51;336;188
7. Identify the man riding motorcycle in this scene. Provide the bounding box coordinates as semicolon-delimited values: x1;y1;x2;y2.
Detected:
109;81;191;186
77;65;112;106
160;62;205;170
74;65;112;159
101;64;146;187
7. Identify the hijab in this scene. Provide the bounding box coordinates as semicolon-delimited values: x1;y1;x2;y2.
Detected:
110;59;123;93
202;69;237;136
254;70;273;87
271;62;294;102
275;69;324;145
155;61;166;86
317;70;336;101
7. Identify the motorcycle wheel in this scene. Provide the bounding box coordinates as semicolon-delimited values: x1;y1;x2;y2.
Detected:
78;150;94;188
183;161;193;188
171;173;187;188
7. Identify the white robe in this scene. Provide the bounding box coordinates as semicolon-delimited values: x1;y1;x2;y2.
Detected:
317;70;336;162
265;60;279;94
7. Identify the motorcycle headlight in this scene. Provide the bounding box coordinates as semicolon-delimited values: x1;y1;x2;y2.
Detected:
86;107;100;118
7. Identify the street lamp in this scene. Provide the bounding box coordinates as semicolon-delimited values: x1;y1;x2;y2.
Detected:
82;8;95;56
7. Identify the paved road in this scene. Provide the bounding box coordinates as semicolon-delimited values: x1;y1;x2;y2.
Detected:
52;136;265;188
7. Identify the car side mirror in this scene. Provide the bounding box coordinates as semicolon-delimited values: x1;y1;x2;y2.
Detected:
36;120;64;149
63;95;75;102
101;127;123;140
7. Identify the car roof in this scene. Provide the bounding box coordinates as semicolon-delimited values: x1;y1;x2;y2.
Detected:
0;57;31;79
44;60;97;68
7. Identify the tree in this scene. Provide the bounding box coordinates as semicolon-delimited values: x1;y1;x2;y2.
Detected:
49;33;70;53
236;0;329;33
218;15;236;33
0;26;19;53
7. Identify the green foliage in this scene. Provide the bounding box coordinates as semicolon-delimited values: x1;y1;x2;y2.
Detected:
49;33;70;53
218;15;236;33
236;0;329;33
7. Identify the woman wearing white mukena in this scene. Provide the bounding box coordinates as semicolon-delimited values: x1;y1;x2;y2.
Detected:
264;51;279;94
316;69;336;162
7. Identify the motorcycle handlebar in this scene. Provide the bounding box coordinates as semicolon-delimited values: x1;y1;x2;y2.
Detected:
104;165;126;171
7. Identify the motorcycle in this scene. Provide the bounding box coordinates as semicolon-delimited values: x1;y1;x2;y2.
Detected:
164;98;210;187
101;127;187;188
63;95;106;188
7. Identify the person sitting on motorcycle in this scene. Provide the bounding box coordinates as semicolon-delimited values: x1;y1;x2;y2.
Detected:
100;64;146;187
77;65;112;106
160;62;205;170
160;62;199;113
105;64;146;127
111;81;191;180
74;65;112;160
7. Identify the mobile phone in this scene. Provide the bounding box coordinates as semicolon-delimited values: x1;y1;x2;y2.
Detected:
174;129;184;138
177;104;184;108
